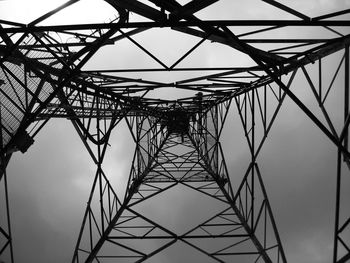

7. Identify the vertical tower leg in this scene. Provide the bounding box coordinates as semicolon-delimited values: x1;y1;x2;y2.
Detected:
233;74;296;263
0;98;14;263
333;45;350;263
0;154;14;263
183;99;286;262
72;113;178;262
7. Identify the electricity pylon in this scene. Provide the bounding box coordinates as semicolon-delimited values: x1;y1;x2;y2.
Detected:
0;0;349;262
71;95;286;262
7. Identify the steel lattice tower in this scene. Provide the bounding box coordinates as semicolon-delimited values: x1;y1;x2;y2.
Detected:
0;0;349;262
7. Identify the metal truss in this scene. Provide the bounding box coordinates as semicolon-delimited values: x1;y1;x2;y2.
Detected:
0;0;349;262
72;96;286;262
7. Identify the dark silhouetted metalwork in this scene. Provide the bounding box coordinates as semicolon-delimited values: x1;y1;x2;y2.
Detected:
0;0;349;262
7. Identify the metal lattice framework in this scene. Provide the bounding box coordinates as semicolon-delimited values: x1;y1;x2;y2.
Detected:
0;0;349;262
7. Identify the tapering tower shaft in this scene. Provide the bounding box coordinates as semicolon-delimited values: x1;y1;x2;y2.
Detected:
73;95;286;262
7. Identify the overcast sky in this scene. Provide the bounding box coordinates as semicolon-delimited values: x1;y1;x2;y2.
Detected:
1;0;350;262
